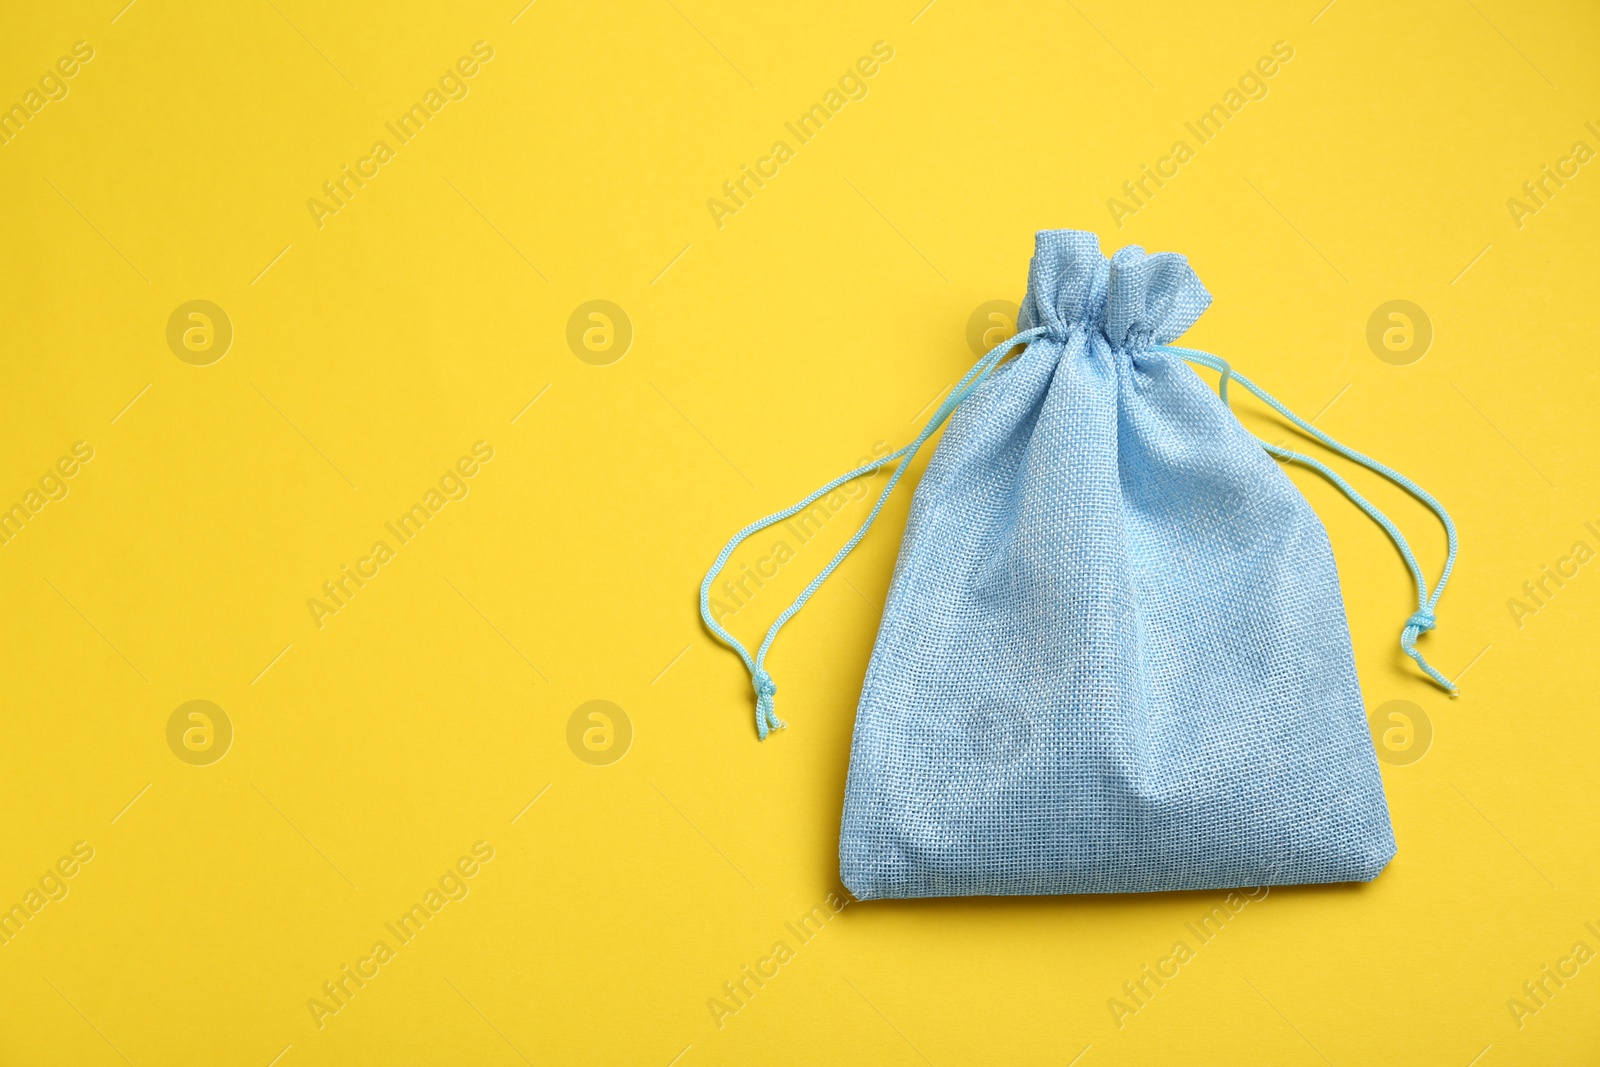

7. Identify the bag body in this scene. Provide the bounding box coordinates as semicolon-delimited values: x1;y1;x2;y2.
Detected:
837;231;1395;898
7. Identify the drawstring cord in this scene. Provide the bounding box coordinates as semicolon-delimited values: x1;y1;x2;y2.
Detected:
698;327;1049;738
1158;344;1459;694
701;331;1459;739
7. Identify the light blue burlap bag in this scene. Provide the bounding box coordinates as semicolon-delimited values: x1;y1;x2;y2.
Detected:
702;230;1457;898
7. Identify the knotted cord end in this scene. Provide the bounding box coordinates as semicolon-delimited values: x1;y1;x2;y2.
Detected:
1400;611;1456;695
1404;610;1436;633
752;669;784;740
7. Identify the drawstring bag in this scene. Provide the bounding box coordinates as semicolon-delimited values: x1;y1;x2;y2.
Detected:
700;230;1457;899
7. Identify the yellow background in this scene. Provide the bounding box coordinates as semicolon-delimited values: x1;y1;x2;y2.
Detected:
1;0;1596;1063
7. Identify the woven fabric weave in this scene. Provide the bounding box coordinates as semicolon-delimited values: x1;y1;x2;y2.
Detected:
838;230;1395;899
